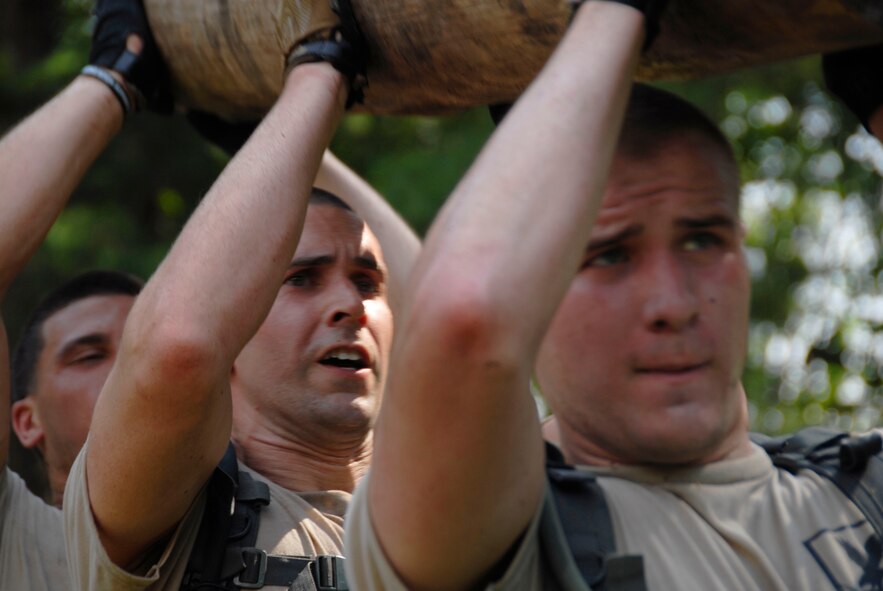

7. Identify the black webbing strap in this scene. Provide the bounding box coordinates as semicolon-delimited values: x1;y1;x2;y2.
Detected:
183;444;241;590
752;427;883;540
546;443;647;590
218;469;271;584
183;443;348;590
233;552;349;590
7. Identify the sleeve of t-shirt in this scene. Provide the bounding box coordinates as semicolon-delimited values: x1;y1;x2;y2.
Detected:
63;441;207;591
0;467;68;591
343;471;546;591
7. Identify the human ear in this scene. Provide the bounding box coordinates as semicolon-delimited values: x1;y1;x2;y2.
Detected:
11;398;45;450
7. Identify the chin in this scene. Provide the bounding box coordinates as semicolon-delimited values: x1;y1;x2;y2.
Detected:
314;393;377;430
636;419;732;465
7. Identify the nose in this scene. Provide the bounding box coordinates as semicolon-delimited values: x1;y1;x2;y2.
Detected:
640;252;699;333
325;279;367;328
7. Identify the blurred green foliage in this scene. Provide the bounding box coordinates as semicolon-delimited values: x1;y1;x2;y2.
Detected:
2;0;882;437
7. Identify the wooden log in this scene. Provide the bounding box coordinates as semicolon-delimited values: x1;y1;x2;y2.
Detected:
144;0;883;118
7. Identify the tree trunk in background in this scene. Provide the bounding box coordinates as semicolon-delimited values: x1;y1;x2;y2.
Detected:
147;0;883;118
0;0;62;68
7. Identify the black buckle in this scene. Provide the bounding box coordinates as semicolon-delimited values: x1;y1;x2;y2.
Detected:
311;556;348;590
840;432;883;472
234;548;268;589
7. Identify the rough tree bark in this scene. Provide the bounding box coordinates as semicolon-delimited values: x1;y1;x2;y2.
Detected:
144;0;883;119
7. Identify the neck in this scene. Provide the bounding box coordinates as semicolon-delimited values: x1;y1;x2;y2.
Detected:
46;462;66;508
561;385;754;467
232;422;372;493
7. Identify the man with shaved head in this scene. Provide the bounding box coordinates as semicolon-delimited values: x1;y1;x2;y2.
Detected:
345;2;883;590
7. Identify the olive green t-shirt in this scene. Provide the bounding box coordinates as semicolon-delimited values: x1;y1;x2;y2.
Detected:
0;466;69;590
64;444;350;591
345;443;880;590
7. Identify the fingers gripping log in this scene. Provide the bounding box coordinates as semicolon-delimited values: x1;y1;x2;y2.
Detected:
144;0;883;119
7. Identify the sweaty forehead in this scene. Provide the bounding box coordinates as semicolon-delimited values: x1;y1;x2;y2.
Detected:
42;294;134;349
295;203;384;263
602;134;740;213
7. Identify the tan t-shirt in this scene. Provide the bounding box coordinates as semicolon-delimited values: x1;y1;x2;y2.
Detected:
345;443;880;590
0;466;69;590
64;445;350;591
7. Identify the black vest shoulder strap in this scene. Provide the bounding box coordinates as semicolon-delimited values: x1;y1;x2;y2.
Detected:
751;426;883;539
545;442;647;591
182;443;241;590
181;443;349;591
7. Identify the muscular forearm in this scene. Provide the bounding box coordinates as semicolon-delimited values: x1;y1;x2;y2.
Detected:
131;65;346;368
315;151;420;313
0;77;123;294
420;3;642;339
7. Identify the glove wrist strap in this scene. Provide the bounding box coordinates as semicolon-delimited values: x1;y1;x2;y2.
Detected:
110;49;148;111
286;30;367;108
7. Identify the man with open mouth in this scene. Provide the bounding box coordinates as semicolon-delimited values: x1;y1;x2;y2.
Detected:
61;0;418;590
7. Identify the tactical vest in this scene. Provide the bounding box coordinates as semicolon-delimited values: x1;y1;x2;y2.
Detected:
545;427;883;590
180;444;349;590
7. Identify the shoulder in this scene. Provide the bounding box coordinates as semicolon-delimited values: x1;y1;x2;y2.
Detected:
344;474;550;591
0;467;66;591
64;446;208;590
1;465;61;529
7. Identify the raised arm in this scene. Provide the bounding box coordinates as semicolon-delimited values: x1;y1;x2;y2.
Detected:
0;0;172;472
315;151;420;313
83;60;348;565
0;72;130;472
366;2;650;589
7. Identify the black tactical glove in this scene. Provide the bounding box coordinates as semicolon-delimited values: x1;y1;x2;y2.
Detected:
88;0;173;114
567;0;668;51
283;0;369;108
186;110;260;157
823;44;883;133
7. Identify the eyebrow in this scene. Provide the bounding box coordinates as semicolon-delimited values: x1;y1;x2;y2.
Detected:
57;334;108;361
289;255;335;268
585;213;737;252
675;214;736;230
289;254;385;276
354;255;380;272
587;224;643;252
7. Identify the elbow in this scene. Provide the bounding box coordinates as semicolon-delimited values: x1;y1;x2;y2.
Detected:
406;276;521;367
124;318;224;393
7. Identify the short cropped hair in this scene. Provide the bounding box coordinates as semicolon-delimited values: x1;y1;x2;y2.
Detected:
618;84;736;165
491;83;739;187
310;187;354;212
11;270;144;404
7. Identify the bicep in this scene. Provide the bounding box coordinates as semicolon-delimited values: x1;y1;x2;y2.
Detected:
84;358;230;567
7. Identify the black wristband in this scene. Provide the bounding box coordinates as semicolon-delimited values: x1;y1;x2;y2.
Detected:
81;65;133;116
